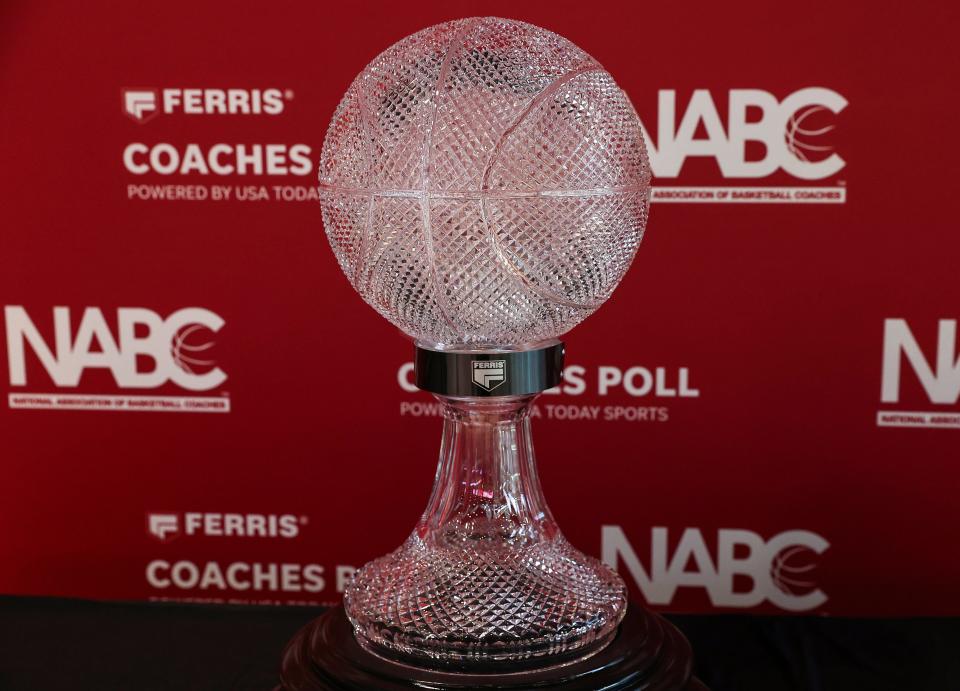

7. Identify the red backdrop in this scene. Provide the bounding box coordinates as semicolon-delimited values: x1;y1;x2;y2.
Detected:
1;0;958;615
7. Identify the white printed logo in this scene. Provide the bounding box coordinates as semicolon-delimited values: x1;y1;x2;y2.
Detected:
122;143;313;177
5;306;229;413
878;319;960;429
146;560;325;594
641;88;847;204
472;360;506;391
123;90;158;123
147;514;180;543
146;511;302;543
119;87;312;185
602;525;829;612
123;88;288;122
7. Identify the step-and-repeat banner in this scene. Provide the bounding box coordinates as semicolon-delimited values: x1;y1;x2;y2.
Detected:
1;1;957;615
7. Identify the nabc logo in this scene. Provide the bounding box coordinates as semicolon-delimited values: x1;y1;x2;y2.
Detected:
879;319;960;429
4;306;226;391
639;87;846;180
602;525;829;612
882;319;960;405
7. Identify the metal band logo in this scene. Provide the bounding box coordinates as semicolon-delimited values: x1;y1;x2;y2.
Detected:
472;360;506;391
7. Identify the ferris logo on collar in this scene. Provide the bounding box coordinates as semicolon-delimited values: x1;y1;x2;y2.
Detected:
122;88;288;123
602;525;830;612
877;319;960;429
472;360;506;391
146;512;303;543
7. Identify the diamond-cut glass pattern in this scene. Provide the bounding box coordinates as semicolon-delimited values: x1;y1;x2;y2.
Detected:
319;16;651;348
321;17;648;668
347;533;627;664
344;397;628;665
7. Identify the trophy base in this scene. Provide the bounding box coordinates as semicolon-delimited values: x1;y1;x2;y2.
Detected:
280;604;706;690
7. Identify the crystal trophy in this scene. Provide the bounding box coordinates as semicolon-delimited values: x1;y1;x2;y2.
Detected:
281;17;704;690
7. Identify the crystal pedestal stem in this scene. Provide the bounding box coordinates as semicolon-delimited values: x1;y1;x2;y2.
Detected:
344;392;627;666
416;395;559;550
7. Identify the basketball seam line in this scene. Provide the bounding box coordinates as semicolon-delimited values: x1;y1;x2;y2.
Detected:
478;63;608;312
418;18;481;338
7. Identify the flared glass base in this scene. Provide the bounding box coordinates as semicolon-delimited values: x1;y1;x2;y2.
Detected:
343;394;627;666
346;533;625;665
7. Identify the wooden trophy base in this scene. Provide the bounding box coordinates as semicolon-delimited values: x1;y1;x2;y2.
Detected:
280;604;707;690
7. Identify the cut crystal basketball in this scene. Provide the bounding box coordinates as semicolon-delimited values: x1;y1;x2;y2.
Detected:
319;16;651;348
